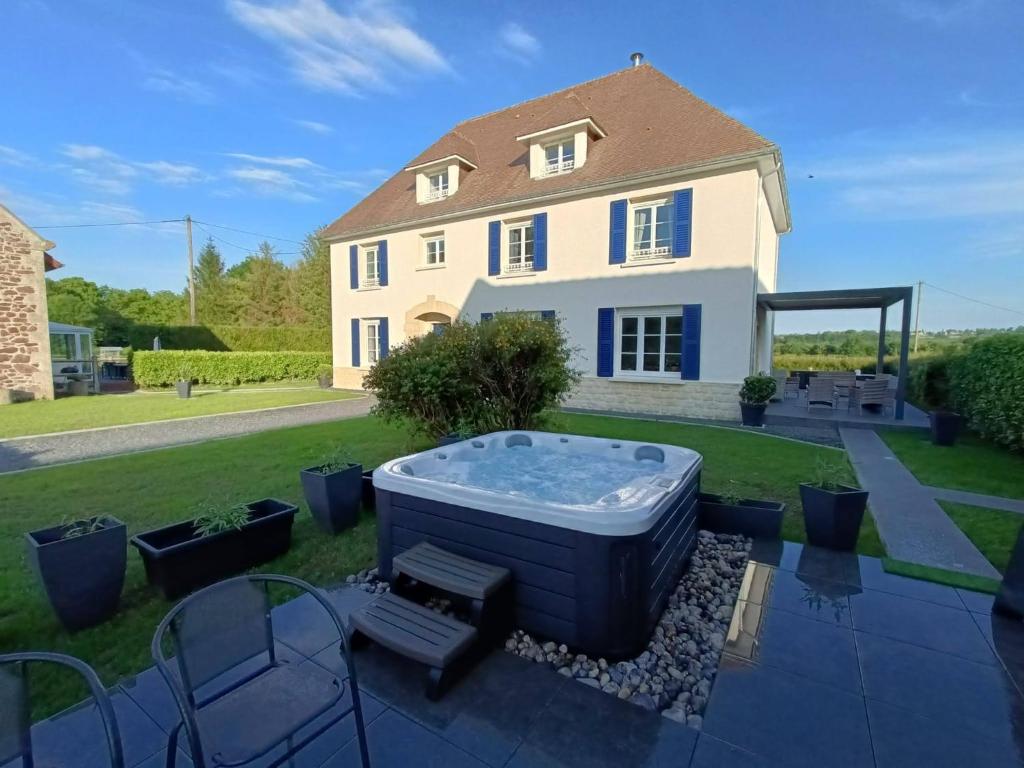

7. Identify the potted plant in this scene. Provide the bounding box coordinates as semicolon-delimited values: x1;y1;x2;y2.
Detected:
25;516;127;631
799;457;869;550
929;411;962;447
739;373;776;427
919;357;962;446
300;449;363;534
316;364;334;389
439;421;479;447
698;481;786;539
131;498;298;599
176;362;193;399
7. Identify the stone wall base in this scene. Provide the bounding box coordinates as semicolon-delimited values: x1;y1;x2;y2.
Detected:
333;366;367;390
566;378;741;421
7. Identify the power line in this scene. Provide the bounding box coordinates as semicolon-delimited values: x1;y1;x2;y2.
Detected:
31;218;185;229
192;219;305;245
923;281;1024;318
192;222;298;256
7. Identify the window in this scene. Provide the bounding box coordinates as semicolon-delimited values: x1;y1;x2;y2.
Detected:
365;320;380;365
424;236;445;266
618;309;682;375
631;200;672;259
506;222;534;273
427;170;449;201
363;246;379;287
543;140;575;175
49;333;75;360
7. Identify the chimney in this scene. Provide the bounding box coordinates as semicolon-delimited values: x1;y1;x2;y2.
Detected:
630;52;644;67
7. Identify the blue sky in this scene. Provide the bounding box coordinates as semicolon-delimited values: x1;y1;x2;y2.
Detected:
2;0;1022;333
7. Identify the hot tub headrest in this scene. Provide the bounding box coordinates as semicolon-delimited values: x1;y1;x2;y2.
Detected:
634;445;665;463
505;434;533;448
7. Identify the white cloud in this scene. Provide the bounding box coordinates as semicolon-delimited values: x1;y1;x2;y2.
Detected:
497;22;541;62
226;166;317;202
0;145;36;167
224;152;320;169
804;131;1024;219
135;160;206;186
225;0;449;95
60;144;206;194
293;119;334;135
891;0;988;25
142;68;215;104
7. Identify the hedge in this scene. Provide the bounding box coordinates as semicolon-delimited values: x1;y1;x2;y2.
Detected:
772;354;897;374
117;325;331;352
132;350;332;387
948;334;1024;451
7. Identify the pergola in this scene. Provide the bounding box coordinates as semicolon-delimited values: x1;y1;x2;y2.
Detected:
757;286;914;420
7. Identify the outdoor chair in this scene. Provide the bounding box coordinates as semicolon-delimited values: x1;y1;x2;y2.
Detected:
151;574;371;768
1;651;124;768
830;372;857;403
771;374;787;402
807;377;836;410
849;379;894;414
784;376;801;400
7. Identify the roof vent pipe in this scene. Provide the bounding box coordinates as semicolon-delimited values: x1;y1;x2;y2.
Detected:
630;52;644;67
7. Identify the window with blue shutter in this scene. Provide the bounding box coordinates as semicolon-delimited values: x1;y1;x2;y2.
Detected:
487;221;501;276
377;240;389;286
349;245;358;289
378;317;389;359
609;200;627;264
541;310;556;321
597;308;614;377
350;318;360;367
532;212;548;271
681;304;701;380
480;312;494;321
672;189;693;258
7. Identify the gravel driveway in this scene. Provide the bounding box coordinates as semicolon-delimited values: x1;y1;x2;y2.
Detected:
0;396;374;474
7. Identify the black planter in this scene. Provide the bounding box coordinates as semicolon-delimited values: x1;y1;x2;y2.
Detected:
740;402;767;427
929;410;962;446
698;493;786;539
131;499;297;600
362;468;376;510
176;381;192;399
300;462;363;534
799;483;869;551
438;433;478;447
317;373;333;389
25;517;127;631
994;525;1024;618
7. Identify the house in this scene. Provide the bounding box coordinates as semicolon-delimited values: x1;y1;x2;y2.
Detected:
323;58;790;420
0;204;61;402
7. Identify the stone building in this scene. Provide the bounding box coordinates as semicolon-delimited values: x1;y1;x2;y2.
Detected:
0;204;61;401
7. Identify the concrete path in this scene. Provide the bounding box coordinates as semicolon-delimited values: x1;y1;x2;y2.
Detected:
0;397;373;474
927;486;1024;515
839;427;1000;578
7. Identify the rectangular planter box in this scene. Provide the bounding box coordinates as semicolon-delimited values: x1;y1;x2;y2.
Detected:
698;493;786;539
300;463;362;534
26;516;127;631
131;499;297;600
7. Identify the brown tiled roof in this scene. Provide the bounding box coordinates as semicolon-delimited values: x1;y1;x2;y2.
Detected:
44;252;63;271
323;64;774;240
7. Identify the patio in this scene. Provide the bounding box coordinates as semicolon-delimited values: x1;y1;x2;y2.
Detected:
16;540;1024;768
765;397;930;430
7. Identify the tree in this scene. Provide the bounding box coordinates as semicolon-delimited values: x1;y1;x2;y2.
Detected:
193;239;230;324
46;277;103;330
292;231;332;327
235;242;288;326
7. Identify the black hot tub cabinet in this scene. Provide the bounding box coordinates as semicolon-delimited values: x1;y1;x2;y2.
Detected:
373;431;701;658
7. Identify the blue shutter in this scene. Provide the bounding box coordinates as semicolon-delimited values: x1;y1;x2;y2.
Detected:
609;200;627;264
681;304;701;380
488;221;501;276
349;245;358;289
541;310;556;321
597;308;614;377
377;240;389;286
533;212;547;271
672;188;693;258
378;317;389;359
480;312;494;322
350;318;360;367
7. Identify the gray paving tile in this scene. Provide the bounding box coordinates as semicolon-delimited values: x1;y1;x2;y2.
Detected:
691;735;777;768
958;587;995;614
844;555;966;608
741;561;858;627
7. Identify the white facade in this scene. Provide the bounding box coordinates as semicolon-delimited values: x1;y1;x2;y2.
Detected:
328;155;787;419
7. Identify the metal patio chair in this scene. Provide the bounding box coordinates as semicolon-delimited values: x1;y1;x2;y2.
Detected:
151;574;371;768
1;651;125;768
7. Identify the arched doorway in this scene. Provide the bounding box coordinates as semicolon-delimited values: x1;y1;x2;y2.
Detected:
403;296;460;338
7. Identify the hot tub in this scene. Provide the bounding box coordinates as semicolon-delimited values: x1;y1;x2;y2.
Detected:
373;431;702;657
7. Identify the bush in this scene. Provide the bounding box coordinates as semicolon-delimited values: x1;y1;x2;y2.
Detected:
949;334;1024;451
132;351;331;387
363;314;581;438
118;325;331;352
908;354;957;411
772;354;897;374
739;373;776;404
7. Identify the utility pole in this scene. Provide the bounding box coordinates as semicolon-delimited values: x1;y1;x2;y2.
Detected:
185;215;196;325
913;280;923;352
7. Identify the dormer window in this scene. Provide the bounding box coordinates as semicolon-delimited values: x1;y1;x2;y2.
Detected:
427;170;449;201
543;141;575;176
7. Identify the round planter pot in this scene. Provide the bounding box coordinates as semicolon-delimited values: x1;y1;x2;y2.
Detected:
176;381;192;399
740;402;767;427
929;410;962;447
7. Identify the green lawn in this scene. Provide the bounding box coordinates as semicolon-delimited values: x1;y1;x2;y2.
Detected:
881;429;1024;500
940;500;1024;574
0;413;878;718
0;388;360;439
